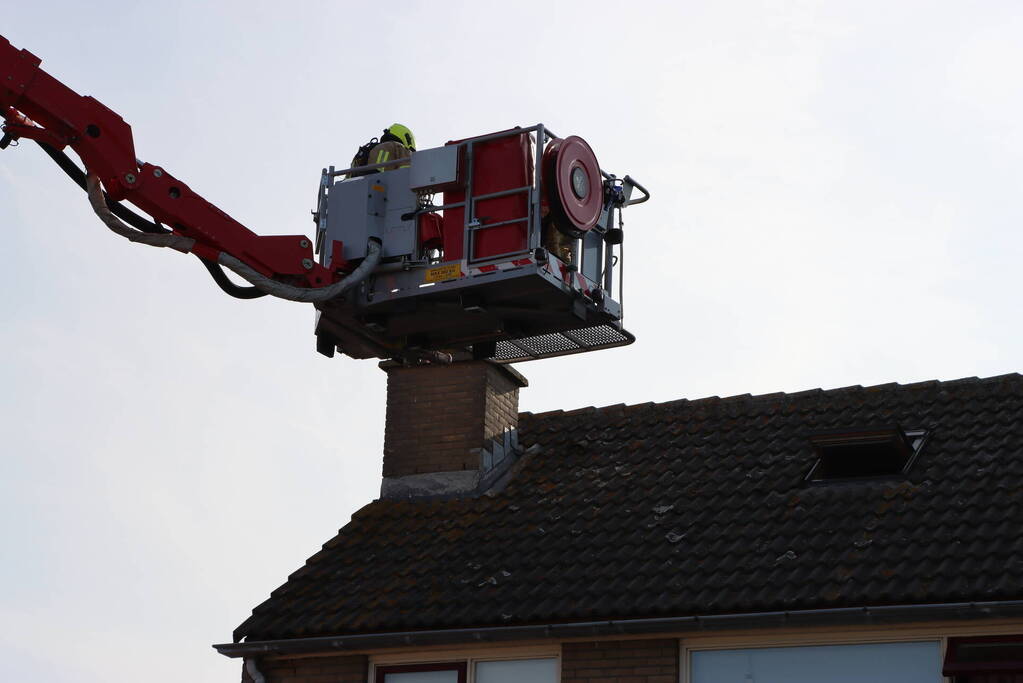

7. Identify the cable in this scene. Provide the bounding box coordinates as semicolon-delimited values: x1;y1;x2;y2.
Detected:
35;141;269;299
198;257;268;299
617;205;625;323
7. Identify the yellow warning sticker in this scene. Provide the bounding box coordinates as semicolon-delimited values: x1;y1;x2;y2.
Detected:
425;263;462;283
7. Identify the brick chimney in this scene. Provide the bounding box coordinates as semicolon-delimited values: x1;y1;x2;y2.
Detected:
380;360;527;498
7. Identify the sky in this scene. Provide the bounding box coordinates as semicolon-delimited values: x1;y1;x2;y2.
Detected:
2;1;1022;681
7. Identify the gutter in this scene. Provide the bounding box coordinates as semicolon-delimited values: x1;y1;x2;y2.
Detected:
214;599;1023;658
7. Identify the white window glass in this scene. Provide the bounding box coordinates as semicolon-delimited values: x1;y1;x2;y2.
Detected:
383;671;458;683
475;657;557;683
691;641;941;683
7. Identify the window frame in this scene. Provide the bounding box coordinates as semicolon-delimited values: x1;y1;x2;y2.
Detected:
375;661;467;683
370;648;559;683
804;426;928;483
681;635;945;683
943;634;1023;679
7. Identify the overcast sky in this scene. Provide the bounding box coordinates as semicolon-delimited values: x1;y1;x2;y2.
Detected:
2;2;1022;681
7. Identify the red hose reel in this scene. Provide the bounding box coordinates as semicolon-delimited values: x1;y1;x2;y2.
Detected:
542;135;603;238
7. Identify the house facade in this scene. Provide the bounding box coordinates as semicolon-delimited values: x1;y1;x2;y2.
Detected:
216;365;1023;682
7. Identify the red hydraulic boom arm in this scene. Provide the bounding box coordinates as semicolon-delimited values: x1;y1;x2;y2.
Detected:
0;35;336;291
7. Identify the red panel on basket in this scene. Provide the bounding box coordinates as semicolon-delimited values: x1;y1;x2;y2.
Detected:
443;130;533;261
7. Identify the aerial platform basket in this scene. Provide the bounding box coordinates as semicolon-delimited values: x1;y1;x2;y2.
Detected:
312;124;648;364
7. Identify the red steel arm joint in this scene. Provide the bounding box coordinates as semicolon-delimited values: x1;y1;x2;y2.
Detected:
0;34;333;287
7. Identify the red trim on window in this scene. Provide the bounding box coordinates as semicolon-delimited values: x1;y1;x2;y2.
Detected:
376;662;467;683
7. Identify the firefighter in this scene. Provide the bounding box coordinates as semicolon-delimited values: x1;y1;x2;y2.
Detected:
350;124;416;175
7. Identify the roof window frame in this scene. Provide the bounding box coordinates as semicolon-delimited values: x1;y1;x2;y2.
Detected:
804;426;928;484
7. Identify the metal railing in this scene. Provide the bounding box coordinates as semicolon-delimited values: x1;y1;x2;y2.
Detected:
318;124;641;305
458;124;555;266
324;124;556;267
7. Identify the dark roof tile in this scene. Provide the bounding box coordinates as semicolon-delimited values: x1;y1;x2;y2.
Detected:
234;373;1023;642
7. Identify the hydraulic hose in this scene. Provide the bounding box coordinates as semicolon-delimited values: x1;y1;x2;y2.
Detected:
217;239;381;303
82;171;380;303
86;174;195;251
37;141;169;234
35;141;268;299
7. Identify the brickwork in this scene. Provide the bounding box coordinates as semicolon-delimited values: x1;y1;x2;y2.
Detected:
561;638;679;683
382;361;527;477
241;655;367;683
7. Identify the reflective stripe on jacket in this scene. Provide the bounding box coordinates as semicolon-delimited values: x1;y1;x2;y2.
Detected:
369;140;411;171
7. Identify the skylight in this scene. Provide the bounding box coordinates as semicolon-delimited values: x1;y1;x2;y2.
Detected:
805;426;926;482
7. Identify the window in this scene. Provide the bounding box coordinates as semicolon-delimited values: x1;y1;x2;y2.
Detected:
690;641;941;683
376;663;466;683
375;657;556;683
806;426;927;482
943;635;1023;682
475;658;557;682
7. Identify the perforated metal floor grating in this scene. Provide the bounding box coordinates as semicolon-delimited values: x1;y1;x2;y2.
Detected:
492;324;635;363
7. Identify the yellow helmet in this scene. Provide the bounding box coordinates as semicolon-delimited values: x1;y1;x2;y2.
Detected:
385;123;416;151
